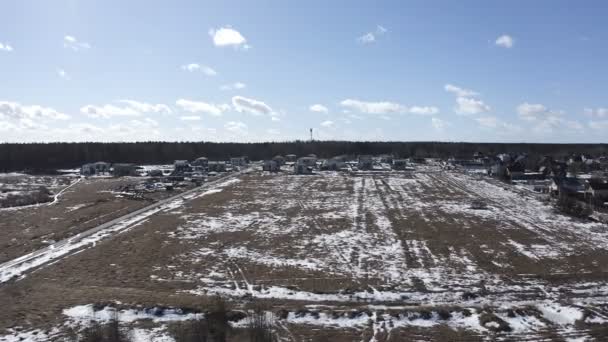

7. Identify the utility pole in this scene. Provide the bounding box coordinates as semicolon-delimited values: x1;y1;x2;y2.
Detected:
310;128;313;142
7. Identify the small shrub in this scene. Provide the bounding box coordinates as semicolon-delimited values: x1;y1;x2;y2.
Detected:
246;305;274;342
478;313;511;332
437;308;452;320
79;315;128;342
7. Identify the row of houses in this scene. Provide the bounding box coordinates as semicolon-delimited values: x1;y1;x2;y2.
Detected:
81;162;140;177
260;154;422;174
479;153;608;206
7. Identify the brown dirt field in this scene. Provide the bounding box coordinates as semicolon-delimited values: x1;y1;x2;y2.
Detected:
0;176;194;263
1;169;608;340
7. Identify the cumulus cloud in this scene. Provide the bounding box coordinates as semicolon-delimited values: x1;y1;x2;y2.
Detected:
409;106;439;115
232;96;273;116
358;25;388;44
495;34;514;48
119;100;172;114
81;100;171;119
309;104;329;113
209;27;249;49
444;84;479;97
516;102;554;121
320;120;334;128
224;121;248;135
340;99;438;115
455;97;490;115
445;83;490;115
340;99;405;114
180;63;217;76
0;42;13;52
176;99;230;116
220;82;246;91
63;35;91;51
584;108;608;118
0;101;70;121
516;102;582;133
589;120;608;130
431;117;448;130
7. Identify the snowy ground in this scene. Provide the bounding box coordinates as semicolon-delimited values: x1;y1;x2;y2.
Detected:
2;168;608;340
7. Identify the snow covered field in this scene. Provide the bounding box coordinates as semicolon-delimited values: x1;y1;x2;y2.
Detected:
2;169;608;341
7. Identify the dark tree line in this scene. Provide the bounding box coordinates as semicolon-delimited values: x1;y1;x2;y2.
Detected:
0;141;607;172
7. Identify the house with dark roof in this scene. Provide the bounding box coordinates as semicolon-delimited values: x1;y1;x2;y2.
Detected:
586;180;608;200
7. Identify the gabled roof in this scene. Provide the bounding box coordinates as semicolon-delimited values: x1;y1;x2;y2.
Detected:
589;181;608;190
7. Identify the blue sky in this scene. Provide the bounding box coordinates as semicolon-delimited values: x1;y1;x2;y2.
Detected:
1;0;607;143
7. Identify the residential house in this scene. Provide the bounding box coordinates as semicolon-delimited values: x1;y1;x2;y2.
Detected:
551;177;586;199
230;157;247;167
379;154;394;164
263;160;280;172
294;157;315;174
392;159;412;171
112;163;138;177
272;155;286;166
81;161;110;176
489;158;507;178
586;180;608;202
191;157;209;170
322;156;347;170
174;160;192;173
358;155;374;170
208;161;227;172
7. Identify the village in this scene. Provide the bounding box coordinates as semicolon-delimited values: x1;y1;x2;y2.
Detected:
76;151;608;219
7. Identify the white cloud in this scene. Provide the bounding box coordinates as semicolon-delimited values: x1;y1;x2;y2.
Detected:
232;96;273;116
57;68;70;80
209;27;249;48
176;99;229;116
119;100;172;114
340;99;406;114
68;123;104;135
445;84;490;115
224;121;247;135
475;116;522;133
81;104;140;118
455;97;490;115
130;118;159;128
0;42;13;52
309;104;329;113
358;25;388;44
340;99;437;115
81;100;171;119
180;115;201;121
431;117;447;130
516;102;550;121
495;34;514;48
584;107;608;118
63;35;91;51
444;84;479;97
320;120;334;128
589;120;608;130
220;82;246;91
180;63;217;76
266;128;280;135
516;102;582;133
0;101;70;121
475;116;499;128
409;106;439;115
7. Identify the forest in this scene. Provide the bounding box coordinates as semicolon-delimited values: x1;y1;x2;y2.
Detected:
0;141;607;172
